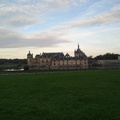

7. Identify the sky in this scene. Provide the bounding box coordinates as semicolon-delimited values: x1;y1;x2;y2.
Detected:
0;0;120;59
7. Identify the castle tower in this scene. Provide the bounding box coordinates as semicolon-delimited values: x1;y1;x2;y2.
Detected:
78;44;80;50
27;51;33;65
74;44;82;57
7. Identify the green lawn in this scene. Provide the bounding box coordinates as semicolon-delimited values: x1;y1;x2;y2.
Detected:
0;70;120;120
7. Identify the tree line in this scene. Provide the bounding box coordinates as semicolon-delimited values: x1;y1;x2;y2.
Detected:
0;59;27;65
94;53;119;60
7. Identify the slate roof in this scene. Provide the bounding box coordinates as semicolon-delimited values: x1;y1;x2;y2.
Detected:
42;52;64;58
74;47;83;53
27;51;32;56
34;51;87;59
35;54;41;58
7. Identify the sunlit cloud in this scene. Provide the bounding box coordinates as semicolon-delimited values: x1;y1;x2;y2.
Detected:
54;5;120;30
0;0;88;27
0;27;70;48
0;0;120;58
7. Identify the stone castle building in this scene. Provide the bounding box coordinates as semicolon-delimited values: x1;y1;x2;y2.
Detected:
27;44;88;70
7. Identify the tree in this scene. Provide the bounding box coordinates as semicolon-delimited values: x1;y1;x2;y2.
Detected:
94;53;119;60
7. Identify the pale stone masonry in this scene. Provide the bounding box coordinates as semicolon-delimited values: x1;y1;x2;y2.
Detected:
27;44;88;70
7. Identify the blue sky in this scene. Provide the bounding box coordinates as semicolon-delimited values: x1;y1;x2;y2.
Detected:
0;0;120;58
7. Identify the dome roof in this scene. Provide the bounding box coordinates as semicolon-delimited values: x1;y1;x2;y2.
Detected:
66;53;70;56
27;51;32;56
35;54;41;58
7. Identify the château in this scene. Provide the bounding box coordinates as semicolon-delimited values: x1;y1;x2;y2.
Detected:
27;44;88;70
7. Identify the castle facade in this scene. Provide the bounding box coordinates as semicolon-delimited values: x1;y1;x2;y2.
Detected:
27;44;88;70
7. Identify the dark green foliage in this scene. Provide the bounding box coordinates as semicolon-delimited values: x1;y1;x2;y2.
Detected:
94;53;119;60
0;59;27;65
0;59;27;70
0;70;120;120
23;65;29;70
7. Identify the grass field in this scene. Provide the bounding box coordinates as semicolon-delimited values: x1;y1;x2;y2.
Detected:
0;70;120;120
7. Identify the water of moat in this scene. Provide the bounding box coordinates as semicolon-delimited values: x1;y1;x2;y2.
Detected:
2;66;120;72
3;68;24;71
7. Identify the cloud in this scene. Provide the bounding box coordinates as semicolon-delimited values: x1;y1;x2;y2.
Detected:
0;0;89;48
54;5;120;30
0;27;70;48
0;0;87;27
0;0;119;51
6;15;38;26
